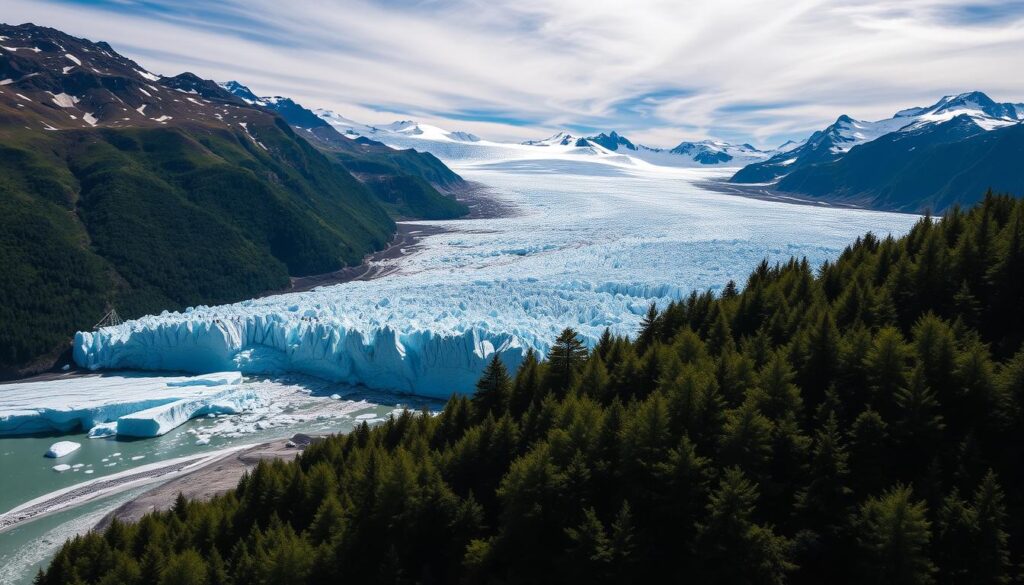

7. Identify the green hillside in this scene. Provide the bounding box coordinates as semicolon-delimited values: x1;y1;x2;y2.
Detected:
38;193;1024;584
0;120;394;374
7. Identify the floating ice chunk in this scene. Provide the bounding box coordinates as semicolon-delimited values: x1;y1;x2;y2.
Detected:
355;413;377;420
195;437;210;445
45;441;80;458
52;464;71;472
111;452;122;457
131;455;145;461
84;470;94;474
116;385;266;437
330;394;341;400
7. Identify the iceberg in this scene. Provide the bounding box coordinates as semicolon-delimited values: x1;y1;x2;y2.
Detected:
45;441;80;458
0;372;249;437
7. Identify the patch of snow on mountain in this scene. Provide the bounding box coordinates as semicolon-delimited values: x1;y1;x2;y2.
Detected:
64;53;81;65
49;92;79;108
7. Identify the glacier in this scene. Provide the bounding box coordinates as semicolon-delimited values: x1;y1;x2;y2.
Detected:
0;371;253;437
72;161;921;398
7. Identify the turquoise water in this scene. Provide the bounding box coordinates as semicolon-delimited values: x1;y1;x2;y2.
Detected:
0;375;442;584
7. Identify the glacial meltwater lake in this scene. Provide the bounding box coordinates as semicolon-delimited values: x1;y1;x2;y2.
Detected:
0;160;919;583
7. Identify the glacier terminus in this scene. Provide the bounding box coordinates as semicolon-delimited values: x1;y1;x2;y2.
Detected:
73;158;919;399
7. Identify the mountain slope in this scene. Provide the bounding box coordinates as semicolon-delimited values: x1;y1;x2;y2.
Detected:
731;92;1024;211
0;23;396;374
221;82;468;219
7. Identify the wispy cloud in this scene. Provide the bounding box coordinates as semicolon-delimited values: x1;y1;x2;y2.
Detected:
7;0;1024;147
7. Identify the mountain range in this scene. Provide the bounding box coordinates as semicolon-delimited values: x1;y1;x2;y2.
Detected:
0;22;466;375
521;130;775;167
316;90;1024;212
219;81;468;220
731;91;1024;211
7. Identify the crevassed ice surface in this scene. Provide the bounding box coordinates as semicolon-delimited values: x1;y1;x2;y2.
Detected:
74;159;920;398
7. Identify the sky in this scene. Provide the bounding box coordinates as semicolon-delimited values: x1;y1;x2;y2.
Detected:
5;0;1024;148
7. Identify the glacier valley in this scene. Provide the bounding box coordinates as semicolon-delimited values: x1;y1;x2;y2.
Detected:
73;158;919;399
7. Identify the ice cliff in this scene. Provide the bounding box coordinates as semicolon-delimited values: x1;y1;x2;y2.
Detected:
75;314;530;399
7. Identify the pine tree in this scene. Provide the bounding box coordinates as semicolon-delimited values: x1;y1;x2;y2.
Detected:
564;507;611;577
509;348;541;416
936;489;976;585
576;353;610;398
864;326;911;411
972;470;1011;585
545;328;588;395
855;485;935;585
751;351;803;422
696;468;792;585
472;354;512;420
636;303;660;349
159;550;209;585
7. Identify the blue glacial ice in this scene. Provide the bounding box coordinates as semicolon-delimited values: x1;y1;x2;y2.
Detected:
73;163;921;398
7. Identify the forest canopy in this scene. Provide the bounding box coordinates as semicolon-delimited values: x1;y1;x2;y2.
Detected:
38;192;1024;585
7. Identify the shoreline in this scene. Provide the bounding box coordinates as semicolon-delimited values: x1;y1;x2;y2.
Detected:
277;180;517;294
0;445;252;534
696;179;872;210
95;439;302;530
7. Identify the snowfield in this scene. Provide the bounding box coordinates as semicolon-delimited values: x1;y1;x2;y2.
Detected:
73;156;920;398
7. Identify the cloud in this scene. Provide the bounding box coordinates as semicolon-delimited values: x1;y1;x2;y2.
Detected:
5;0;1024;147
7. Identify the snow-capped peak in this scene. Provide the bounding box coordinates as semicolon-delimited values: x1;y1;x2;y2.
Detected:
522;132;578;146
218;80;266;106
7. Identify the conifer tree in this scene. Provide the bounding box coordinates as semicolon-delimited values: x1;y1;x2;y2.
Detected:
696;468;791;585
472;355;512;420
855;485;935;585
545;328;589;394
